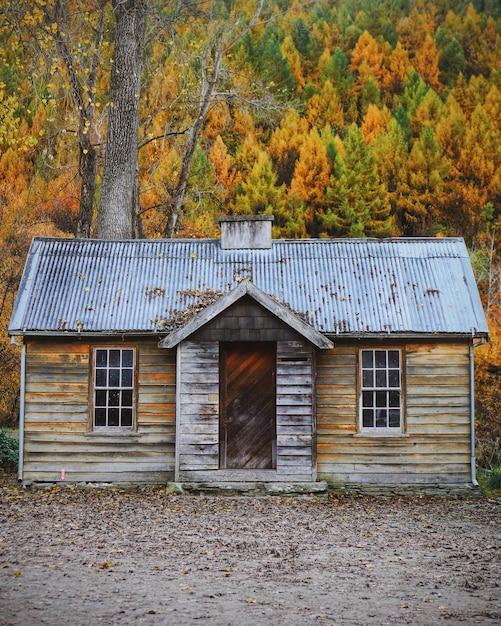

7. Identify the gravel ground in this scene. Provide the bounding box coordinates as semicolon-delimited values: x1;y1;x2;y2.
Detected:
0;474;500;626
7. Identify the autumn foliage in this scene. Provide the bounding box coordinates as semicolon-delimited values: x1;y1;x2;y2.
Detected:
0;0;500;451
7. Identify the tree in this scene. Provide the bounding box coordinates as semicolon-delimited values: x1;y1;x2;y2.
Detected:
374;118;411;235
291;16;310;57
414;33;441;90
164;0;266;237
233;150;286;216
255;23;296;98
290;127;331;235
6;0;269;240
452;103;501;241
208;135;241;199
268;109;309;187
11;0;108;237
361;104;391;145
320;47;357;125
306;79;344;132
280;35;305;92
350;30;386;91
436;33;466;87
399;69;429;120
404;124;449;235
384;41;411;95
413;88;444;136
97;0;147;239
435;94;465;163
323;124;393;238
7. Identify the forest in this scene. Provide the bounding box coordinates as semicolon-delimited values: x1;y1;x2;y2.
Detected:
0;0;500;472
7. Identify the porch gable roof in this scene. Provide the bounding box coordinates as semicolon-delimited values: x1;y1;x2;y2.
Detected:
159;280;333;349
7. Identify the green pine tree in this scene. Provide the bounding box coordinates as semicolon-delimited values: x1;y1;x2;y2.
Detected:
323;125;393;237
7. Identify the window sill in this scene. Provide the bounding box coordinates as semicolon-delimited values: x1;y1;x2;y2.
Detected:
353;432;409;439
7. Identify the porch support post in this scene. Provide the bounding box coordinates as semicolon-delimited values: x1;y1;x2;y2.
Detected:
174;345;182;482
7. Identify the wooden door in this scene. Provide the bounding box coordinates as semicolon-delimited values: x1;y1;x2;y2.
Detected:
220;342;276;469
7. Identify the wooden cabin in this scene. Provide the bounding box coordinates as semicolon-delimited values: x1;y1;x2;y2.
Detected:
9;216;489;492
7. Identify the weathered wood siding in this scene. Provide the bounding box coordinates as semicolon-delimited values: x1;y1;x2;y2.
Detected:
190;295;303;343
276;341;316;480
177;336;316;482
317;342;472;485
22;337;176;484
176;340;220;479
22;333;472;487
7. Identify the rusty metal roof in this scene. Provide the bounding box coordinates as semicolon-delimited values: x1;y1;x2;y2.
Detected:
9;236;489;338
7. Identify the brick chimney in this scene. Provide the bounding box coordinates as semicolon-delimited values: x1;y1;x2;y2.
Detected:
219;215;274;250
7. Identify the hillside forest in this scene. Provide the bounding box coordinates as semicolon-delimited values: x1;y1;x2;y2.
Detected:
0;0;500;462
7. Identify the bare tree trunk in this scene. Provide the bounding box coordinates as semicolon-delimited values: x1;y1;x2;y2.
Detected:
133;164;144;238
98;0;147;239
76;138;98;238
50;0;106;238
164;49;222;238
164;0;264;238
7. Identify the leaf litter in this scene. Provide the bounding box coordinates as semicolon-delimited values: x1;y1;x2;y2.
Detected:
0;474;499;625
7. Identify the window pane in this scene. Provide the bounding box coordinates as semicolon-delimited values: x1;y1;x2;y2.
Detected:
108;390;120;406
376;410;387;427
362;370;373;387
122;390;133;407
389;409;400;428
121;408;133;427
95;390;107;407
363;409;374;428
95;408;106;427
389;391;400;408
121;369;133;388
375;351;386;368
109;350;121;367
362;391;374;407
109;368;120;387
389;370;400;387
108;408;119;426
95;369;107;387
376;370;387;387
362;351;373;368
122;350;134;367
376;391;387;407
96;350;107;367
388;351;400;368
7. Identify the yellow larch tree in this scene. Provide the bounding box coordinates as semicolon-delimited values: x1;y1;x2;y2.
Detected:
306;79;344;133
350;30;386;91
290;127;331;233
414;34;441;90
361;104;392;145
268;109;309;187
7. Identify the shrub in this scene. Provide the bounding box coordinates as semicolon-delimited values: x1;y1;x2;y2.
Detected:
476;437;501;470
0;430;19;472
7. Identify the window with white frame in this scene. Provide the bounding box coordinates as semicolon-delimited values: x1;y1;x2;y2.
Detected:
93;348;135;428
360;349;402;432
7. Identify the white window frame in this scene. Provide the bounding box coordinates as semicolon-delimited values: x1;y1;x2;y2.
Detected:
359;348;403;435
92;347;136;430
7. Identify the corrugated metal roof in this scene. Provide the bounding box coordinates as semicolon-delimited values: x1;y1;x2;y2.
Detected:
9;236;489;338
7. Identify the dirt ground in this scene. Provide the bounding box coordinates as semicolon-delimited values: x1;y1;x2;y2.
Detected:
0;475;499;626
